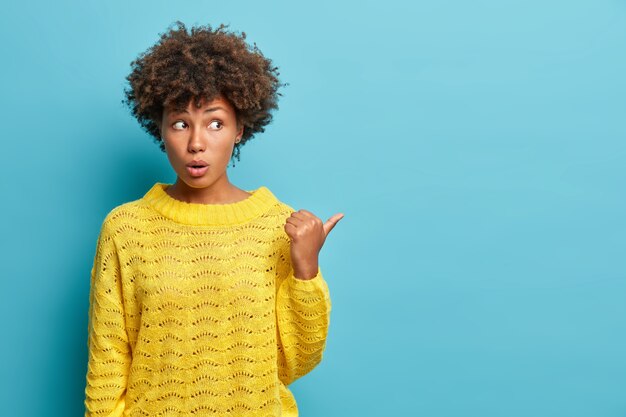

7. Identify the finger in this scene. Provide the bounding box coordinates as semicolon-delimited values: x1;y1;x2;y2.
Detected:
294;210;325;229
291;210;317;219
290;211;309;220
295;209;317;218
323;213;344;236
284;222;297;237
285;217;304;227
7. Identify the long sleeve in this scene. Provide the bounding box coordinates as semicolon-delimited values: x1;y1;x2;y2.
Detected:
276;265;332;386
84;217;132;417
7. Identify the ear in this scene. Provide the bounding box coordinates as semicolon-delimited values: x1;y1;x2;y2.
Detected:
236;122;244;141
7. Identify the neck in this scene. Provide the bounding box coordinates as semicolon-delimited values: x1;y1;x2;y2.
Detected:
167;174;249;205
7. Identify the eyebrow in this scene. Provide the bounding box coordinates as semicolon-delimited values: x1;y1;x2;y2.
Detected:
170;106;227;115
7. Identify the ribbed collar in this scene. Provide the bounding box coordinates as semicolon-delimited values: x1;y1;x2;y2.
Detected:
142;182;279;226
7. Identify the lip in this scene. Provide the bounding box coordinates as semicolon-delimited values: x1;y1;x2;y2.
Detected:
186;160;208;167
187;165;209;177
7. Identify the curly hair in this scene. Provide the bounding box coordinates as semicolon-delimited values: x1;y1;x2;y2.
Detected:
122;21;285;163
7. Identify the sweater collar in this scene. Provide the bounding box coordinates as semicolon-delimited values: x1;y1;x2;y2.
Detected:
142;182;278;226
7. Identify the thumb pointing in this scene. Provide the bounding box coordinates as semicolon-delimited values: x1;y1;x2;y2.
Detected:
323;213;345;237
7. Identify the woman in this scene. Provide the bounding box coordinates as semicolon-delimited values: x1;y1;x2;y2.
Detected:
84;21;343;417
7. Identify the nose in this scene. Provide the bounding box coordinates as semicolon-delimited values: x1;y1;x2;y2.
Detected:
187;125;206;153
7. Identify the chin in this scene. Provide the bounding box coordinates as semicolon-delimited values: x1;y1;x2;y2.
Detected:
179;175;215;188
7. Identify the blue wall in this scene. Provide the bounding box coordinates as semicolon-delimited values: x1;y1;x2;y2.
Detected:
1;1;625;415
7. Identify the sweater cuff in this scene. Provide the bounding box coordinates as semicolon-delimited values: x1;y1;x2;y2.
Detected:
287;266;331;299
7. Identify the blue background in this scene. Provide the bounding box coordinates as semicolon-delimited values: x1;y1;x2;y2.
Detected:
1;1;625;416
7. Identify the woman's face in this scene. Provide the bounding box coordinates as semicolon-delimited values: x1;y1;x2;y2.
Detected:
159;95;243;191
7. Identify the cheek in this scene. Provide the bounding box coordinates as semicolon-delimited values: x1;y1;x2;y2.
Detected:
212;134;236;152
163;138;185;163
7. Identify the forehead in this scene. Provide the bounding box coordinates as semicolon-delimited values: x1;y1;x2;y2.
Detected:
165;95;235;115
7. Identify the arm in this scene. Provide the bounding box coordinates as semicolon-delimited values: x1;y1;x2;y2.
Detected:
276;264;332;386
84;217;132;417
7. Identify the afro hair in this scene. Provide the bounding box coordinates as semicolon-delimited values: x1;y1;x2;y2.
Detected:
122;21;285;163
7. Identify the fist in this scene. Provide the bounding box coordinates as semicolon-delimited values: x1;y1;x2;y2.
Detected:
284;209;344;279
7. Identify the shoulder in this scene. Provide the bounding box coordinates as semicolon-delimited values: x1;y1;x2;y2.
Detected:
99;198;145;235
260;186;296;217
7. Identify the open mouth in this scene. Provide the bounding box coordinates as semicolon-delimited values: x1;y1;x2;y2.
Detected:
187;165;208;177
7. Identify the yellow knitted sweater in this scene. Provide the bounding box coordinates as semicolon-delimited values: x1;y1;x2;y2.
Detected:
84;182;332;417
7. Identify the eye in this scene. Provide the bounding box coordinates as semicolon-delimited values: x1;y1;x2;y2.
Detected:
172;121;187;130
209;120;223;130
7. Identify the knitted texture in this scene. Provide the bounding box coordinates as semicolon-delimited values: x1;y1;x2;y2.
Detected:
84;182;332;417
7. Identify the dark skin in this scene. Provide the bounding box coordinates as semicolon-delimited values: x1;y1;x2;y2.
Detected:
285;209;344;279
156;96;344;279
